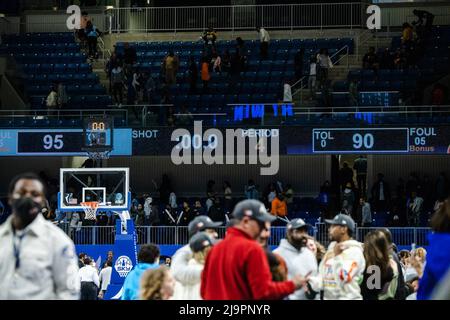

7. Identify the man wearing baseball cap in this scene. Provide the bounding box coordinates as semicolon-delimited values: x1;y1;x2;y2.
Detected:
273;218;318;300
170;216;222;288
201;199;308;300
308;214;365;300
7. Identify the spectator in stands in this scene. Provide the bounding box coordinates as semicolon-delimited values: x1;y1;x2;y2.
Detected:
257;26;270;60
123;42;137;75
140;266;175;300
106;52;120;92
360;230;399;300
273;219;318;300
353;155;367;194
305;235;326;265
57;82;68;109
211;49;222;74
379;47;394;70
285;184;294;215
222;49;232;77
144;73;156;104
359;196;372;227
371;173;391;212
407;191;424;227
171;216;221;292
341;183;355;217
266;183;277;205
163;51;179;86
179;201;196;226
102;250;114;269
308;56;317;100
339;162;354;191
201;27;217;57
223;181;233;215
413;9;435;36
308;214;365;300
362;47;379;71
85;20;101;60
98;260;112;300
283;80;293;103
122;244;160;300
401;23;414;48
111;64;124;106
245;179;259;200
172;232;214;300
78;253;87;269
393;48;407;69
201;56;211;93
294;48;305;81
271;192;288;219
46;85;58;114
348;78;359;107
132;68;142;104
208;198;226;224
418;197;450;299
78;257;99;300
201;199;307;299
188;56;198;94
316;48;333;88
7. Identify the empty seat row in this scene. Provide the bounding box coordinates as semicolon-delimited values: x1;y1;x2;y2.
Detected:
22;63;92;73
27;84;106;95
11;52;87;64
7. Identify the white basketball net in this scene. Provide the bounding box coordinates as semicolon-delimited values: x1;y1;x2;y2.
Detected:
80;201;99;221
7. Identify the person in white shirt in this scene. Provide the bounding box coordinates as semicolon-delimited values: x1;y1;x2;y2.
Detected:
308;56;317;100
316;48;333;88
98;260;112;299
78;257;100;300
283;80;292;103
0;173;80;300
257;26;270;59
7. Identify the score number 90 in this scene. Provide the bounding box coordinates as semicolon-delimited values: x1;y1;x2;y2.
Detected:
352;133;374;149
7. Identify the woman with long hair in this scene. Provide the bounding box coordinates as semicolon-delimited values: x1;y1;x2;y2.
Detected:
140;266;175;300
418;197;450;299
360;230;398;300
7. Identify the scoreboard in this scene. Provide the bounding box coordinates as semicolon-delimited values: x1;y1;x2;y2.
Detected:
0;126;449;156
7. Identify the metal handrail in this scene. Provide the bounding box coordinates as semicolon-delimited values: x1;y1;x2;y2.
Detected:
0;108;128;121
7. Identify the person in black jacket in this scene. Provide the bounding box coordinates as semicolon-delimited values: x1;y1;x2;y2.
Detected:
371;173;391;212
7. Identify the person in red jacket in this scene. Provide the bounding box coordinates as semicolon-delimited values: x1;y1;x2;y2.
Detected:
201;199;307;300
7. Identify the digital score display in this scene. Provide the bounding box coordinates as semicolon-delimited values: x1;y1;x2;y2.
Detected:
18;130;84;155
312;128;409;153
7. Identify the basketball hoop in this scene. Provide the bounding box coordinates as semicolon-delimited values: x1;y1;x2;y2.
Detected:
80;201;100;221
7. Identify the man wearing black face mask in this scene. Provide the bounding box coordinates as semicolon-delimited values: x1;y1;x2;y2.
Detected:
0;173;80;300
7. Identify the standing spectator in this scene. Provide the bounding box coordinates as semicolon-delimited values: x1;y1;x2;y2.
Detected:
188;56;198;94
201;199;307;300
98;260;112;300
46;85;58;112
57;82;68;109
360;230;399;300
270;192;288;218
78;257;100;300
308;214;365;300
223;181;233;215
283;80;292;103
285;184;294;215
193;200;205;216
144;73;156;104
208;198;226;224
85;20;100;59
245;179;259;200
105;52;121;92
201;27;217;57
362;47;379;70
316;48;333;88
413;9;434;35
78;253;87;269
371;173;391;212
418;198;450;299
273;219;318;300
111;64;125;106
359;196;372;227
172;232;214;300
170;216;221;292
211;50;222;74
341;183;355;217
339;162;354;191
0;172;80;300
102;250;114;269
122;244;161;300
201;56;210;93
401;23;414;48
163;51;179;86
140;266;175;300
257;26;270;60
179;201;196;226
407;191;424;227
349;79;359;107
308;55;317;100
123;42;137;75
294;48;305;81
353;155;367;194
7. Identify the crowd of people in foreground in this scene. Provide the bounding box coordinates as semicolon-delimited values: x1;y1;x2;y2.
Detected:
0;172;449;300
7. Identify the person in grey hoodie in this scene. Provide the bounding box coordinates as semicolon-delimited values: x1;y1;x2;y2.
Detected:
308;214;366;300
273;218;318;300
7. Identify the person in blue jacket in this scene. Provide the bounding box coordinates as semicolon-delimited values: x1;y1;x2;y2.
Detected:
417;198;450;299
122;244;160;300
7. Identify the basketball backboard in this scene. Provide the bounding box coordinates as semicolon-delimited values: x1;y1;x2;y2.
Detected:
59;167;129;211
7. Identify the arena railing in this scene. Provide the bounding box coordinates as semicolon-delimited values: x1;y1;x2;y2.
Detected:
105;3;364;34
58;222;432;248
